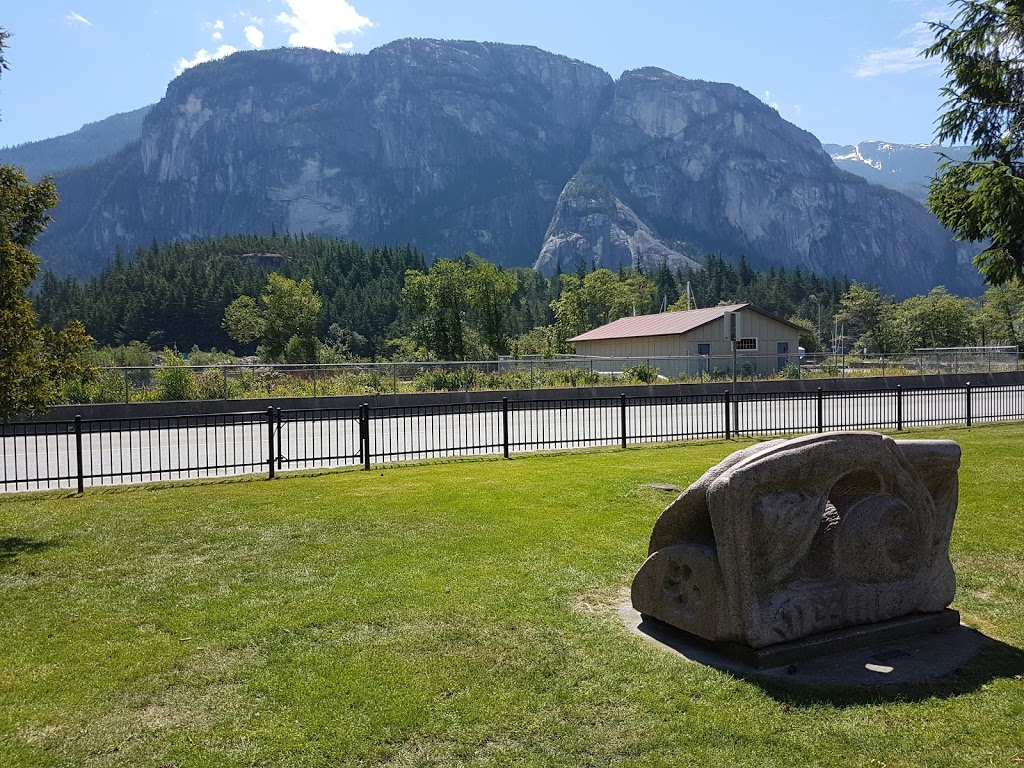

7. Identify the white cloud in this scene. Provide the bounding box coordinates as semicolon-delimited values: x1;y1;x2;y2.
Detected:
201;20;225;38
200;19;226;43
239;12;265;26
764;90;780;110
245;25;265;48
174;44;239;75
854;46;934;78
854;15;945;78
275;0;373;53
66;11;93;27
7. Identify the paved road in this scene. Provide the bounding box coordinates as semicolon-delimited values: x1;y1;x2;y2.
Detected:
3;388;1020;493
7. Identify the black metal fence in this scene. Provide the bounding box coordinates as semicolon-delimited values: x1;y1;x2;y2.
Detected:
4;382;1023;493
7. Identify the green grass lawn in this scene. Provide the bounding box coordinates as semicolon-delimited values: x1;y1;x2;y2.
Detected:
2;425;1024;767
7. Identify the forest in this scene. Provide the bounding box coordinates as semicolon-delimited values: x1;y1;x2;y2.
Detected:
31;233;1024;367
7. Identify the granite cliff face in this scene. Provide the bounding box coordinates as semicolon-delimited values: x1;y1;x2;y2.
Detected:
39;41;612;276
538;69;976;294
36;40;980;296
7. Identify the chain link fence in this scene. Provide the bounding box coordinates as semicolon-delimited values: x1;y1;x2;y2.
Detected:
56;347;1021;405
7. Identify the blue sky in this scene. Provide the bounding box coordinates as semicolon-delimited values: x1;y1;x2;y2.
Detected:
1;0;956;148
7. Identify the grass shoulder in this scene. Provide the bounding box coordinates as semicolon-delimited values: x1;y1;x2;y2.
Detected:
1;425;1023;766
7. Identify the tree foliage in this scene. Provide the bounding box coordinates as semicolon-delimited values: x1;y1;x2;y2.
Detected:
1;32;94;420
401;254;518;360
899;287;978;349
32;228;1008;367
551;268;657;351
221;295;263;345
223;273;323;362
925;1;1024;284
835;283;892;352
976;281;1024;345
1;185;94;420
0;27;9;74
668;254;847;350
834;283;998;354
36;234;426;357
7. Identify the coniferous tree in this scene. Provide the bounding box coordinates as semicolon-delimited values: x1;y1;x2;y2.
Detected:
925;1;1024;284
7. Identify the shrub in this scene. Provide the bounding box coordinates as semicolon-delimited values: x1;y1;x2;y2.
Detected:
193;370;228;400
541;367;601;388
413;368;475;392
623;362;660;385
89;341;156;368
781;362;802;380
819;357;841;377
187;346;237;366
154;349;196;401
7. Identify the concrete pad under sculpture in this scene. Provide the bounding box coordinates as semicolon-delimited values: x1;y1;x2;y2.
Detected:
631;432;961;653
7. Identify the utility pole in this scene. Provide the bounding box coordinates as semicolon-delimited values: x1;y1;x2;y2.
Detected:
725;311;740;387
725;310;740;432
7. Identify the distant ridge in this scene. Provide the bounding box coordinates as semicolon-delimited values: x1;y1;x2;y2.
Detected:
0;105;152;179
823;140;973;204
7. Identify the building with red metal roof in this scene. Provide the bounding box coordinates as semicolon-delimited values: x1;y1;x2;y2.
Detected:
569;303;803;377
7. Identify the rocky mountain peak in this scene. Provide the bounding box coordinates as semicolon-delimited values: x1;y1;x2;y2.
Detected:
33;39;980;296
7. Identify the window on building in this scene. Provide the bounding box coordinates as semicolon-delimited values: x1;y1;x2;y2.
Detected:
736;338;757;351
697;342;711;355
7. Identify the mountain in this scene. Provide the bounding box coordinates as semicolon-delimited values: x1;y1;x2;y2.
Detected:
33;41;981;296
0;106;152;179
823;141;973;203
38;42;612;279
537;68;976;295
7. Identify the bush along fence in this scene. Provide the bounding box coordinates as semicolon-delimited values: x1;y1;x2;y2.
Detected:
3;381;1022;494
59;348;1022;405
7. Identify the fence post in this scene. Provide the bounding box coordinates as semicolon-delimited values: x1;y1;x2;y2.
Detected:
313;365;318;399
276;408;284;471
620;393;628;449
222;367;229;400
361;403;370;471
266;406;276;479
896;385;904;432
816;387;824;434
724;391;732;440
75;415;85;494
357;405;365;468
966;381;972;427
124;369;130;404
502;397;510;459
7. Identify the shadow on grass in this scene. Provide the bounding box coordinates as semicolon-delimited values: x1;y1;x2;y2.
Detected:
634;615;1024;707
753;632;1024;707
0;536;59;569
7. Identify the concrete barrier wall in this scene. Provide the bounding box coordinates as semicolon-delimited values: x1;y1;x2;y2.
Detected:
24;369;1024;423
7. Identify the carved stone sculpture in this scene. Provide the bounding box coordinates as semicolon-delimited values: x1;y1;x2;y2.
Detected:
631;432;960;650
